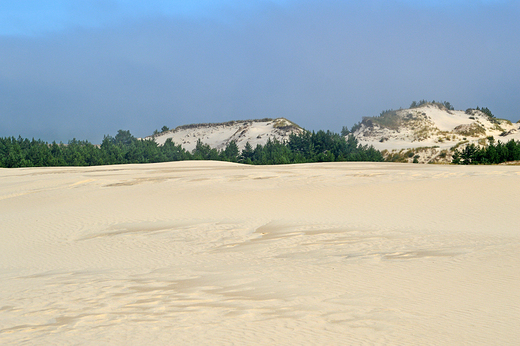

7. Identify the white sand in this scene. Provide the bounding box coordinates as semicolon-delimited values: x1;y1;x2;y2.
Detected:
356;105;520;153
152;119;298;152
1;161;519;345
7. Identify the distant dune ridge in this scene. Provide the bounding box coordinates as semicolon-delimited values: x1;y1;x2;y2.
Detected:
146;118;304;152
352;102;520;163
143;102;520;164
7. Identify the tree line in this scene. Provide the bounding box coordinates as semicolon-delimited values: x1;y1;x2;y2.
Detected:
410;100;454;110
0;129;383;168
452;139;520;164
474;106;494;118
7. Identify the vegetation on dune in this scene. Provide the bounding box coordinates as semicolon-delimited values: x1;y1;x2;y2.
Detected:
350;122;362;133
272;118;301;131
349;100;455;133
0;129;383;168
453;123;486;137
410;100;454;110
345;101;518;140
168;118;275;133
370;110;402;130
382;146;442;164
475;106;494;118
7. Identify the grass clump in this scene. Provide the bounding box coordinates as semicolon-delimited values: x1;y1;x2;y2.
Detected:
414;126;432;141
453;123;486;137
497;118;512;126
272;118;300;131
450;140;469;151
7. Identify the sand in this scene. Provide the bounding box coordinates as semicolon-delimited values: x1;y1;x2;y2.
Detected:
356;105;520;153
151;119;296;152
1;161;519;345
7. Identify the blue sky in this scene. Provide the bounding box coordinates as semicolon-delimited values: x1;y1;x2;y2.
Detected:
0;0;511;35
0;0;511;36
0;0;297;35
1;0;519;142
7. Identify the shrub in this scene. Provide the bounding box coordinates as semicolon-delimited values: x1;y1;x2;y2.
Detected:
350;122;362;133
453;123;486;137
476;106;494;118
410;100;454;110
372;110;401;130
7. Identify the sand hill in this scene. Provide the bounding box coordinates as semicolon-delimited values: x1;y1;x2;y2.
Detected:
352;103;520;163
146;118;303;152
144;104;520;164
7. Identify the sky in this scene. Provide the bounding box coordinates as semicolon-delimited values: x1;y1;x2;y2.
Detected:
1;0;519;143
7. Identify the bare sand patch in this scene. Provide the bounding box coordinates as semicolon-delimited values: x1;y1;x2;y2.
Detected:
1;162;519;345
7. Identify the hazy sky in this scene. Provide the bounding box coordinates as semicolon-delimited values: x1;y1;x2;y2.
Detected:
1;0;519;143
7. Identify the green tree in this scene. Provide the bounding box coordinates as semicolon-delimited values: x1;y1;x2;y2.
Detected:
341;126;349;137
162;138;188;161
221;141;239;162
192;139;219;160
239;142;254;163
114;130;136;147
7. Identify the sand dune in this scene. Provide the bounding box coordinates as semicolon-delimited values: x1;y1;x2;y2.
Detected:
1;161;519;345
150;118;301;152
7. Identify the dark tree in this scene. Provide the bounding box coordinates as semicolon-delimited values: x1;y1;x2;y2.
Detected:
221;141;239;162
114;130;136;146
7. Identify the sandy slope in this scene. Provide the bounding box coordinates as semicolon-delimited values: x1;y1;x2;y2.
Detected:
354;104;520;163
150;119;301;152
1;161;519;345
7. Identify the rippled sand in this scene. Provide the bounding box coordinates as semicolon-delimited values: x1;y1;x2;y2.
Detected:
1;161;519;345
